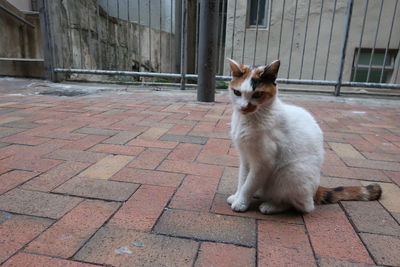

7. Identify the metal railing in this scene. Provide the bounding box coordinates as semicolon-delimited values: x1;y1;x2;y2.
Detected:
39;0;400;100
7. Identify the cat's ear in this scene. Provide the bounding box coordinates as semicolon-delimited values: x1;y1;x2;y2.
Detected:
227;58;244;77
261;60;280;82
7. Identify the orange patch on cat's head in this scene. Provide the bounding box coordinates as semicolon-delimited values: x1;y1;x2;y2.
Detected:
227;59;253;89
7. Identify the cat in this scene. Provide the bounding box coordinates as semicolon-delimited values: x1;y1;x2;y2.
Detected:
226;58;382;214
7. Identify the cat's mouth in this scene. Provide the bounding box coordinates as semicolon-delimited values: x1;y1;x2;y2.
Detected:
240;105;257;114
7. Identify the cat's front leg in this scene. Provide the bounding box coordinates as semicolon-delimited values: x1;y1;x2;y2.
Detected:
231;168;264;212
227;158;249;205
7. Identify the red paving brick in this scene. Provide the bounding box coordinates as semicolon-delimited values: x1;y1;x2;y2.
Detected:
108;185;174;231
1;80;400;266
258;220;317;267
26;200;119;258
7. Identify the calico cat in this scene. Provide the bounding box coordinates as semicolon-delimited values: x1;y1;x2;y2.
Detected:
226;59;382;214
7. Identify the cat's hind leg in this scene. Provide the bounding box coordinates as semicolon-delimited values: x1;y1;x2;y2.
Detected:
259;202;290;214
292;196;315;213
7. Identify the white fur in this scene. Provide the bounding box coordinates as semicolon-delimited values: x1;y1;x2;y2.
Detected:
228;71;324;214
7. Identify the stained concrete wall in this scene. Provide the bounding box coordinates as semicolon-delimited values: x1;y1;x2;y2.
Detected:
224;0;400;83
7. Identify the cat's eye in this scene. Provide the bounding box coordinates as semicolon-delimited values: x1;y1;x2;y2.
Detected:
232;89;242;96
252;91;265;99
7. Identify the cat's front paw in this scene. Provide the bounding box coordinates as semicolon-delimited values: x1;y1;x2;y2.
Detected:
231;199;250;212
227;194;237;205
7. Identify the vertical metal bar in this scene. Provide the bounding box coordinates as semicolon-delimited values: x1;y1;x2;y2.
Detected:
218;0;226;74
195;0;200;73
115;0;120;69
277;0;285;59
87;0;92;69
323;0;337;80
366;0;384;82
127;0;131;71
169;0;173;73
149;0;152;70
159;0;162;72
299;0;311;79
351;0;368;81
240;3;247;64
395;40;400;83
334;0;353;96
96;2;101;69
180;0;187;90
138;0;142;71
65;1;74;68
265;0;273;64
106;0;109;69
79;1;84;69
379;0;397;83
252;0;261;66
215;0;221;72
287;0;298;78
311;0;324;80
230;0;237;59
197;0;218;102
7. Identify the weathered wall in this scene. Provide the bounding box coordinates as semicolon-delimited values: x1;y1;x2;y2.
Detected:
0;0;42;59
58;0;177;73
224;0;400;83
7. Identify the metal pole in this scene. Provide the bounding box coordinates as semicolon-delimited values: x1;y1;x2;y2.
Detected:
180;0;187;90
197;0;218;102
334;0;353;96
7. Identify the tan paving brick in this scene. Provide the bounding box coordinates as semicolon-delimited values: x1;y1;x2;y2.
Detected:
45;149;108;163
154;209;256;247
304;204;373;264
322;165;391;182
102;131;141;145
2;253;98;267
0;215;52;263
361;181;400;213
53;177;139;201
258;220;317;267
329;142;365;159
26;200;119;258
74;127;119;136
127;148;169;170
195;242;255;267
360;233;400;266
89;143;144;156
137;127;168;140
74;226;198;267
169;175;219;212
342;158;400;171
127;138;178;149
158;159;223;178
78;155;133;179
22;161;90;191
0;188;82;219
108;185;174;231
0;170;38;194
111;167;184;187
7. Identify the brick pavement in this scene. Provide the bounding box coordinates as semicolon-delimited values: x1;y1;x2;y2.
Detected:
0;78;400;266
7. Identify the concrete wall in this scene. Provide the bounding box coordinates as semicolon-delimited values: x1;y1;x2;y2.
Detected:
7;0;31;11
224;0;400;83
59;0;177;73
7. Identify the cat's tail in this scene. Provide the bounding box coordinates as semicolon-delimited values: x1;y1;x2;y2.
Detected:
314;184;382;205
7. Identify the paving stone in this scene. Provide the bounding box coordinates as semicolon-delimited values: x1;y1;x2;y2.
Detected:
74;226;199;267
0;215;52;263
303;204;374;264
320;176;363;187
329;142;365;159
45;149;108;163
77;155;133;179
217;167;238;195
102;131;141;145
111;167;184;187
74;127;119;136
317;257;378;267
0;188;82;219
360;233;400;266
137;127;168;140
127;138;178;149
360;181;400;213
0;156;62;172
154;209;256;247
384;171;400;186
158;159;223;178
90;143;144;156
159;134;208;145
108;185;174;231
0;170;38;194
26;200;119;258
22;161;90;191
342;201;400;236
169;175;219;212
167;143;202;161
342;158;400;171
0;142;9;148
2;253;98;267
211;193;304;224
53;177;139;201
195;242;255;267
62;134;108;150
0;134;50;145
322;165;391;182
258;220;317;267
203;138;232;155
197;152;239;167
127;148;169;170
1;121;40;129
0;127;25;138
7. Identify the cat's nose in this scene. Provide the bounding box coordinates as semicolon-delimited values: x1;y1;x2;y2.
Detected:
240;103;251;111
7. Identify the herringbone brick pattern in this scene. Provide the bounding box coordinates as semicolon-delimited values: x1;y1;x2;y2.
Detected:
0;79;399;266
